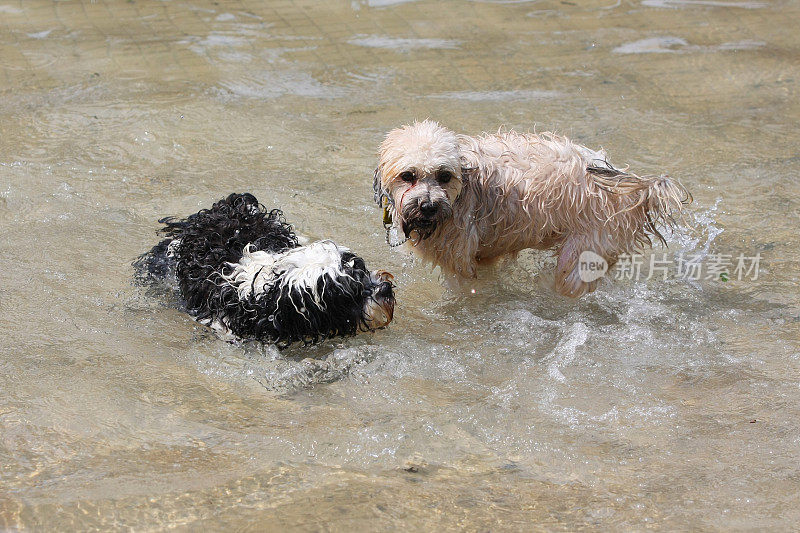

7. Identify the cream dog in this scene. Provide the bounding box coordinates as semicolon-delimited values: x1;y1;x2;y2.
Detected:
373;120;690;297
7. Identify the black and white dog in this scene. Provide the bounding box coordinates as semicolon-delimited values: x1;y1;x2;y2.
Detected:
135;193;395;346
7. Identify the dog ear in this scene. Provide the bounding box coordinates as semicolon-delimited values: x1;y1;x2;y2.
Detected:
458;155;475;178
373;165;386;207
455;157;476;204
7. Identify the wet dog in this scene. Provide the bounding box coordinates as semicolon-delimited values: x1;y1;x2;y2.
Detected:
135;193;395;346
374;120;690;297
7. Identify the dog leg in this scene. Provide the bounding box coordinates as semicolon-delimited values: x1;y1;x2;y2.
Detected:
475;254;504;269
555;235;601;297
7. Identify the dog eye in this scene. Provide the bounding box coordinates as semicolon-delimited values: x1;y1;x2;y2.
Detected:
399;171;416;182
437;170;454;183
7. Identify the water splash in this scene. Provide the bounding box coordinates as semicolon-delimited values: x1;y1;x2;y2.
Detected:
544;321;589;382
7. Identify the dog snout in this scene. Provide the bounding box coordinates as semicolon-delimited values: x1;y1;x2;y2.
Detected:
419;200;439;218
376;281;394;298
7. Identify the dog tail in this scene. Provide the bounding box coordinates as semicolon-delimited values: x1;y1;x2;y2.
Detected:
587;161;692;246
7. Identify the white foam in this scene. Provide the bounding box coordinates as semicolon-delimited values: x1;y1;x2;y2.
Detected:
544;322;589;383
613;37;689;54
427;89;561;101
348;35;460;51
642;0;765;8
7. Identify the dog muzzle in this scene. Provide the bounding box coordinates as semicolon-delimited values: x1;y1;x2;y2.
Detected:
363;270;395;330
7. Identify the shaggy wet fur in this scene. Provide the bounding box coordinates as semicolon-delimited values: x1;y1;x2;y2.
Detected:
374;120;691;297
135;193;395;346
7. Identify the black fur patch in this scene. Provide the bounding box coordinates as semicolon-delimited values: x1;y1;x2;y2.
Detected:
134;193;393;347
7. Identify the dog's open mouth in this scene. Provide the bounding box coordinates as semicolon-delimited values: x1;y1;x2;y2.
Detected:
402;218;436;240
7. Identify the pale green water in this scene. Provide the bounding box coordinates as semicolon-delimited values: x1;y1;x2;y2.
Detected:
1;0;799;530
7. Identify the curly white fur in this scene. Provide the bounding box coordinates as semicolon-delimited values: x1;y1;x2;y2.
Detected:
221;240;350;310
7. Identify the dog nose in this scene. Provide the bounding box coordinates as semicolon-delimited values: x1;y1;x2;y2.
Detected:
376;281;394;298
419;201;438;217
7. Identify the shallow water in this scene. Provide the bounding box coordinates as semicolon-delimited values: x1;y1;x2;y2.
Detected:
1;0;799;530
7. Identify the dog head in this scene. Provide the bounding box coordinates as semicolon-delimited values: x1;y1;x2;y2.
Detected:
221;241;395;344
331;249;395;332
374;120;464;240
